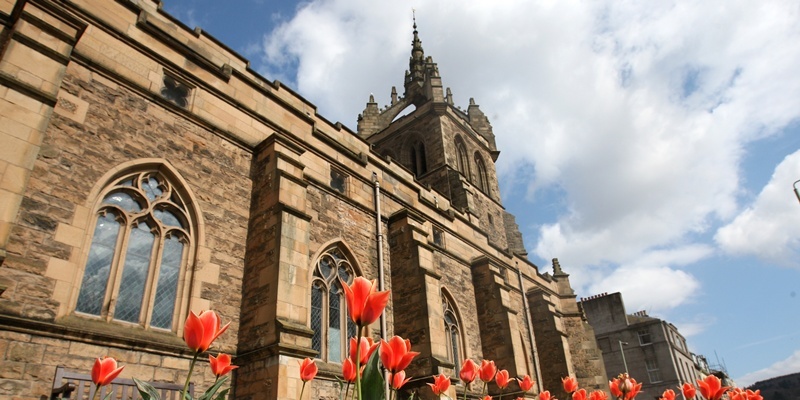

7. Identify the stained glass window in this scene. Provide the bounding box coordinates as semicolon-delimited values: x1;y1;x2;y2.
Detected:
75;170;193;331
310;246;358;363
443;291;464;375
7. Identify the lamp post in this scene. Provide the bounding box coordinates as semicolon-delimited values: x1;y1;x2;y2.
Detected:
794;180;800;204
619;341;629;374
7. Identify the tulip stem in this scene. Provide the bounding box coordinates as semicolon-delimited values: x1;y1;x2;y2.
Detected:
355;326;363;400
182;352;199;400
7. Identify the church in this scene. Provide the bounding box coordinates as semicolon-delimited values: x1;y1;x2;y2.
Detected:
0;0;607;398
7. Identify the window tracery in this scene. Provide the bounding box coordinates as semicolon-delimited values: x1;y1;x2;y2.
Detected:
310;246;358;363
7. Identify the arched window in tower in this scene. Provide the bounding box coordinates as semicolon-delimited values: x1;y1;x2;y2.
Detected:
455;136;470;178
442;289;464;374
75;168;195;331
409;140;428;176
310;246;359;363
474;152;488;193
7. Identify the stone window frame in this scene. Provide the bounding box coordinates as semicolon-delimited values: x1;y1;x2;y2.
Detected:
73;163;199;332
645;357;663;383
442;288;465;377
474;152;488;193
638;329;652;346
160;71;193;108
309;242;361;364
329;167;348;195
454;135;471;179
432;225;445;248
408;139;428;177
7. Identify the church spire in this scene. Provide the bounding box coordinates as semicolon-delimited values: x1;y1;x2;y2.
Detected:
408;12;425;86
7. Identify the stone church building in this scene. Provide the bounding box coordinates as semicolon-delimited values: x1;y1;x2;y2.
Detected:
0;0;607;399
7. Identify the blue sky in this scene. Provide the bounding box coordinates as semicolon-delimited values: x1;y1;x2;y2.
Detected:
161;0;800;386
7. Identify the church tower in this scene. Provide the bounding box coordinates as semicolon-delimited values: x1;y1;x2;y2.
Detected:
357;21;526;256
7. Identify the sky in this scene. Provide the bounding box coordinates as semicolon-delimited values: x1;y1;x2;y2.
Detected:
160;0;800;387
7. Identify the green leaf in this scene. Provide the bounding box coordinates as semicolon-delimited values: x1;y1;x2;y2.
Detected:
133;378;161;400
213;388;230;400
197;376;229;400
360;347;386;400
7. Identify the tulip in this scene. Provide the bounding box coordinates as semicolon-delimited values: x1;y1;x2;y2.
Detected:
517;375;535;392
681;383;696;400
660;389;675;400
342;358;358;383
299;358;317;382
91;356;124;387
573;389;587;400
563;376;579;394
588;390;609;400
609;374;641;400
380;335;420;373
696;375;729;400
341;276;390;327
183;310;229;353
209;353;238;377
428;373;451;396
496;370;511;389
350;336;379;365
483;396;492;400
728;388;762;400
478;360;497;383
540;390;556;400
391;370;411;390
460;359;480;385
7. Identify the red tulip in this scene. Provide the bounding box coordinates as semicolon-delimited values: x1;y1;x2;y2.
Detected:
573;389;587;400
589;390;609;400
183;310;229;353
460;359;480;384
478;360;497;383
517;375;535;392
563;376;579;393
609;375;641;400
496;370;511;389
540;390;556;400
341;276;390;326
728;388;762;400
483;396;492;400
350;336;379;365
682;383;696;400
428;373;451;396
91;356;124;387
209;353;238;377
391;370;411;390
696;375;728;400
660;389;676;400
380;335;419;373
342;358;358;383
299;358;317;382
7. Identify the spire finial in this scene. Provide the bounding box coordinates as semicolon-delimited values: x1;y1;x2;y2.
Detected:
412;8;416;30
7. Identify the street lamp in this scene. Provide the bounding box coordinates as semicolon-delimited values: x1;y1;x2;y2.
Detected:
794;180;800;204
619;341;629;374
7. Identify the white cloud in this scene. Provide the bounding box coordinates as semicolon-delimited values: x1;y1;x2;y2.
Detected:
737;349;800;387
715;150;800;267
258;0;800;313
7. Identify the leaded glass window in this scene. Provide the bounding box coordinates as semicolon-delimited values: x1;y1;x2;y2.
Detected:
76;170;192;331
443;291;464;375
310;247;358;363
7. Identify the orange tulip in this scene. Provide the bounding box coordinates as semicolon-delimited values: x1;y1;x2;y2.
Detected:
496;370;511;389
183;310;229;353
660;389;676;400
728;388;762;400
563;376;579;393
342;358;358;383
696;375;729;400
478;360;497;382
460;359;480;384
91;356;124;387
681;383;696;400
209;353;238;377
391;370;411;390
341;276;390;326
299;358;317;382
350;336;379;365
380;335;419;373
428;373;451;396
609;375;641;400
517;374;535;392
573;389;587;400
483;396;492;400
540;390;557;400
588;390;609;400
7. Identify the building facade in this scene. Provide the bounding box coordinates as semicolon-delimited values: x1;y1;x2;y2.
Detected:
581;292;712;398
0;1;606;399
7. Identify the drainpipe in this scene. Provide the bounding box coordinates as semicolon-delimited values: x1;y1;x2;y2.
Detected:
517;262;543;392
373;172;390;400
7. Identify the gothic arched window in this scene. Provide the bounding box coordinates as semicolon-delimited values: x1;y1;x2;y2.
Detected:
474;153;488;193
455;136;470;178
310;246;358;363
442;290;464;374
75;170;194;331
409;140;427;176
